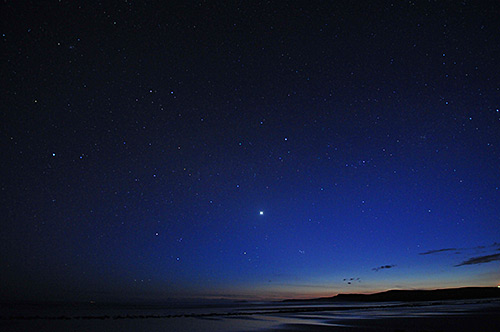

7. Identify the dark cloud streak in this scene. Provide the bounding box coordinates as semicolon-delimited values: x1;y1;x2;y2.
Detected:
419;248;457;255
420;243;500;256
372;264;396;272
454;253;500;267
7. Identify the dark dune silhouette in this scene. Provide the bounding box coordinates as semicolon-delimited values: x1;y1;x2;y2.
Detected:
284;286;500;302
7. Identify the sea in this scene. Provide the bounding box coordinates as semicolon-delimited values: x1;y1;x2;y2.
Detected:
1;298;499;331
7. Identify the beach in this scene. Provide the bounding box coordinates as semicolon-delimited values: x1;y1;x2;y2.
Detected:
2;298;499;332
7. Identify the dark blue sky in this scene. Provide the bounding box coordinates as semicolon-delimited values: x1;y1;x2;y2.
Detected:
1;1;499;302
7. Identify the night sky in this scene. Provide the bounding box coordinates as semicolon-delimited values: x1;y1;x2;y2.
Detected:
2;1;500;302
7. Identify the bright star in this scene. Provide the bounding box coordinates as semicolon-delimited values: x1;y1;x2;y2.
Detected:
259;211;264;215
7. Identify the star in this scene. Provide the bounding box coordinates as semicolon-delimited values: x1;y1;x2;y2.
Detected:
259;211;264;215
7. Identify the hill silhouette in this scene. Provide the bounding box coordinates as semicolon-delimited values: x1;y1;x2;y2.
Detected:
284;287;500;303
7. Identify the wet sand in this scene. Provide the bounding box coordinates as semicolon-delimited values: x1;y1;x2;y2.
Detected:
2;299;499;331
263;305;500;332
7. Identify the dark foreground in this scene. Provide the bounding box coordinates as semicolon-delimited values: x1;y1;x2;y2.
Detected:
267;303;500;332
1;298;499;331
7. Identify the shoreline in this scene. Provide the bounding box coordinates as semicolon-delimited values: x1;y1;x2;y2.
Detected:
1;298;499;332
264;299;500;332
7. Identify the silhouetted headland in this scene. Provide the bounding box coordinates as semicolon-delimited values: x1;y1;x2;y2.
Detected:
283;286;500;302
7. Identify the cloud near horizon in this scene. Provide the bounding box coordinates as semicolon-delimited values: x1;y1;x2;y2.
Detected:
420;243;500;256
372;264;396;272
342;277;361;285
419;248;457;255
454;253;500;267
419;242;500;268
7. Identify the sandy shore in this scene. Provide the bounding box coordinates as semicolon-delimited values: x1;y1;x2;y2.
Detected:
263;305;500;332
2;299;499;332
